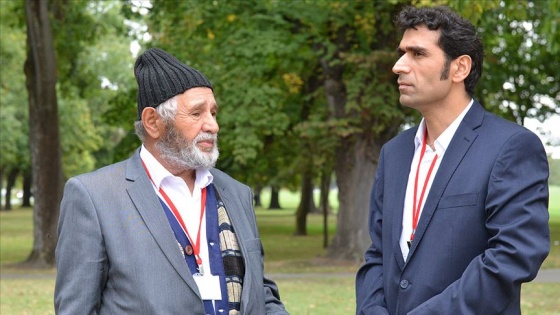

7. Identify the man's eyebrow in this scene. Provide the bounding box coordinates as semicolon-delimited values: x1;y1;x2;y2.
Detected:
188;100;218;111
396;45;428;55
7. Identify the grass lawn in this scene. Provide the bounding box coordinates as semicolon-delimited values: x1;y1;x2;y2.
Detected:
1;186;559;314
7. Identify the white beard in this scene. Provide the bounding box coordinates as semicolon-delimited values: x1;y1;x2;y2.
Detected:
155;126;219;171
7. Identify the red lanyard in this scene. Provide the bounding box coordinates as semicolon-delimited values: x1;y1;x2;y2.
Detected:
410;131;438;242
141;160;207;267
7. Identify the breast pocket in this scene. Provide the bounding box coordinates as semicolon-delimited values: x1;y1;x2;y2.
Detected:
437;192;478;210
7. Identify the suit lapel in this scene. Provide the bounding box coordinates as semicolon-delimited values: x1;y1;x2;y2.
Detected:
391;130;417;270
125;150;201;298
406;102;484;259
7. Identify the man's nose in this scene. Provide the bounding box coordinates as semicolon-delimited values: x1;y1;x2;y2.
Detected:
202;113;219;134
392;54;410;75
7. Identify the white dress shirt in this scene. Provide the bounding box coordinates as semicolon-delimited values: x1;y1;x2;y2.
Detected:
400;100;474;261
139;145;214;274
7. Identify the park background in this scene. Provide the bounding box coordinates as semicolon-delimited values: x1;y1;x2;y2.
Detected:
1;0;559;314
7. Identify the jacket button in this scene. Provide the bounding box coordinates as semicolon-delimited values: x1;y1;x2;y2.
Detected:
400;279;409;289
185;245;193;256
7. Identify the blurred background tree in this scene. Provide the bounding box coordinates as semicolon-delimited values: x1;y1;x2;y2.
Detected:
1;0;139;267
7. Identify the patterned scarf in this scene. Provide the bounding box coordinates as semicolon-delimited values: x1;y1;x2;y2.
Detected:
215;190;245;315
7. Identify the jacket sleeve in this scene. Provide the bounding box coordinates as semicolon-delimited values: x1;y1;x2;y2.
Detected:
263;262;290;314
409;130;550;314
54;177;107;314
355;147;390;315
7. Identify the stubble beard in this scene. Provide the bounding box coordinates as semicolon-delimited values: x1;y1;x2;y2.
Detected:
155;124;219;171
399;60;452;108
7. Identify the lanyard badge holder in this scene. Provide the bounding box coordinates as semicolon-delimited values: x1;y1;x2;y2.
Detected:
142;160;222;301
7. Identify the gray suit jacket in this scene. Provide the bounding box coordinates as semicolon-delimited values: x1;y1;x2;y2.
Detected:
55;150;288;314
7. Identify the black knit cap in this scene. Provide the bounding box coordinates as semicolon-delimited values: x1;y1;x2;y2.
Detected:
134;48;213;120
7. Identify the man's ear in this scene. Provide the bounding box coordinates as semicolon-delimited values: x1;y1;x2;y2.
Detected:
141;107;164;139
451;55;472;83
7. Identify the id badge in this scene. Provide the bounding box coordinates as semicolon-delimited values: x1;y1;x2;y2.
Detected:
193;274;222;300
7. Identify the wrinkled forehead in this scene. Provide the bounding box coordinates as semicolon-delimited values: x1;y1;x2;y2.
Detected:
176;87;218;111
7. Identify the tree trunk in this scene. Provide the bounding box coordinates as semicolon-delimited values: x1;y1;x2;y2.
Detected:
308;187;319;214
268;186;281;209
23;0;64;268
22;170;33;207
294;68;322;233
319;43;378;261
294;165;314;235
320;169;331;248
329;137;378;261
253;186;262;208
4;168;19;210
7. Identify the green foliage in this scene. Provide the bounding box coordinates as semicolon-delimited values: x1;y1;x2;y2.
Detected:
140;0;409;190
141;0;315;188
447;0;501;25
58;96;102;177
98;0;559;194
475;0;559;125
541;0;560;54
0;0;30;172
49;1;140;171
50;1;97;97
1;0;142;179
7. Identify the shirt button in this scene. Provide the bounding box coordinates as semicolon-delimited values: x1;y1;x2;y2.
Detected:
400;279;409;289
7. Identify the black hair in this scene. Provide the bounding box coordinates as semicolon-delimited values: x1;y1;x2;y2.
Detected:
396;6;484;96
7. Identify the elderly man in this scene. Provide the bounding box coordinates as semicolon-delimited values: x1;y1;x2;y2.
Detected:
55;48;289;315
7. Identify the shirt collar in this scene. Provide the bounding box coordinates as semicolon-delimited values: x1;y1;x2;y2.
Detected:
139;145;214;190
414;99;474;153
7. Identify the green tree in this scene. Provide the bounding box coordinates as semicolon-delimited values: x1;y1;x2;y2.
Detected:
50;1;136;176
476;0;559;125
279;1;405;258
141;0;309;192
24;0;63;267
0;0;30;210
3;0;139;267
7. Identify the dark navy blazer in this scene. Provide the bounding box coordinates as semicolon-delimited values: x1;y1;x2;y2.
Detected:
356;101;550;314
